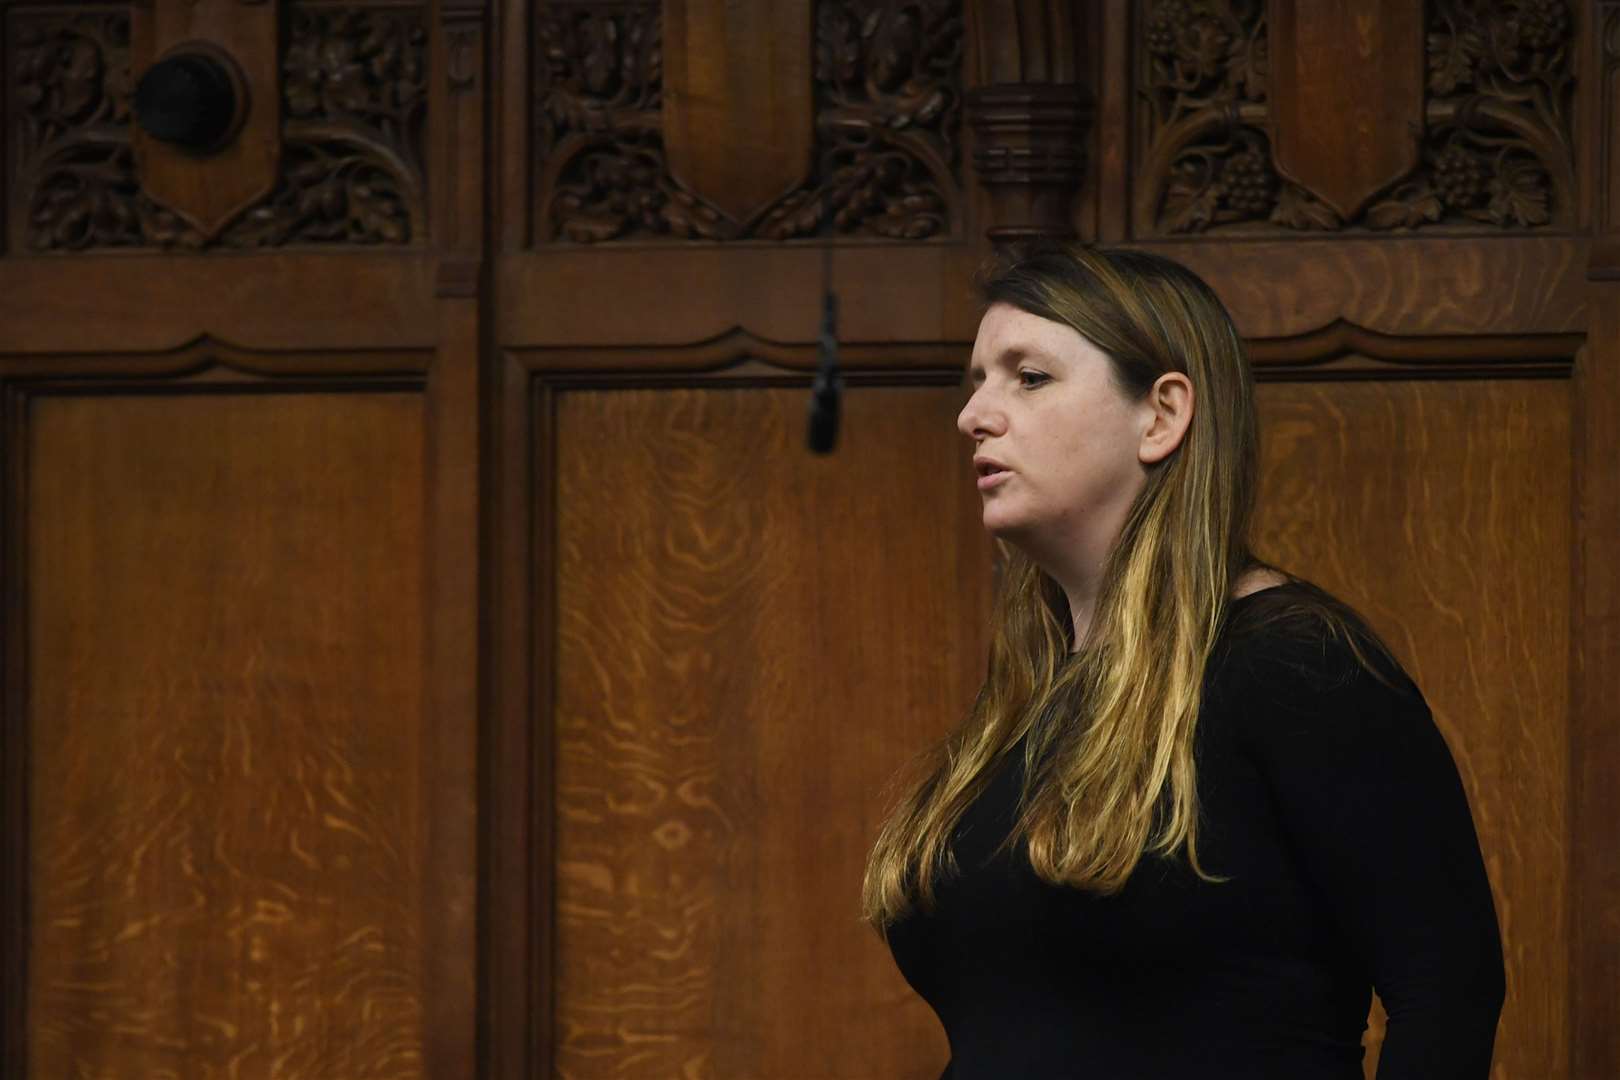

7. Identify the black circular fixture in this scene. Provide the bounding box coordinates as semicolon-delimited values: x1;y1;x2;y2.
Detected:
133;51;243;153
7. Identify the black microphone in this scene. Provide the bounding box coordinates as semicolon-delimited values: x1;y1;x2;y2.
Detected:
807;289;841;454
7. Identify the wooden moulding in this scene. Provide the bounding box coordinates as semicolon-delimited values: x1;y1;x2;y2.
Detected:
1245;320;1581;381
1571;289;1620;1080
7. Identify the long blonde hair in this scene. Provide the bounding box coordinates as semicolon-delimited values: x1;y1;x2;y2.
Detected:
860;243;1405;930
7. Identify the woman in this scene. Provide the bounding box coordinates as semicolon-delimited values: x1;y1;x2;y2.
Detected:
862;244;1505;1079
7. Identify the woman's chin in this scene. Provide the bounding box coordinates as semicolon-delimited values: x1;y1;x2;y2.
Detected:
981;510;1036;542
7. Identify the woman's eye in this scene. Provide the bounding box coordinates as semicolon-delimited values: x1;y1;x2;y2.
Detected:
1019;370;1049;388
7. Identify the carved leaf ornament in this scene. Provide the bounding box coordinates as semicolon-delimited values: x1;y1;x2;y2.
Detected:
534;1;963;244
1137;0;1574;236
6;8;428;251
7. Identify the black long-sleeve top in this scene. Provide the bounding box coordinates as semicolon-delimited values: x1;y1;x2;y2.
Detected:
885;584;1505;1079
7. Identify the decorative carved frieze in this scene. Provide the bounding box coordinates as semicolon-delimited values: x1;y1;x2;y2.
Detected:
1392;0;1574;230
283;9;427;165
1134;0;1269;234
533;0;963;244
1135;0;1576;236
5;6;427;252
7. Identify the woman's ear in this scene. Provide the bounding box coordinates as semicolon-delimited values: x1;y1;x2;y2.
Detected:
1138;372;1194;466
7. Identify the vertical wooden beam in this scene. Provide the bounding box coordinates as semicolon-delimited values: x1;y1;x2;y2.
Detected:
486;350;537;1080
1571;294;1620;1080
1575;10;1620;1073
428;1;485;1077
0;380;29;1080
496;0;530;252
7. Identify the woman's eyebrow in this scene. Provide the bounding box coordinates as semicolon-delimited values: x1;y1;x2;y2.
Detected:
967;346;1038;385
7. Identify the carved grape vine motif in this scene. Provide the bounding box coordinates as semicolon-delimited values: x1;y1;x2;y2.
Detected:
534;0;963;245
1137;0;1574;236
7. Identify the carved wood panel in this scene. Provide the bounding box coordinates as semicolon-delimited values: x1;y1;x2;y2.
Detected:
3;4;428;251
532;0;964;244
1132;0;1577;236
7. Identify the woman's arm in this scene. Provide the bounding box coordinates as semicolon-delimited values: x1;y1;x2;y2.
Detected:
1237;640;1506;1079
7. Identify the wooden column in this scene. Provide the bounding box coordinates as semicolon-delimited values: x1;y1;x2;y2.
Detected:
965;0;1092;245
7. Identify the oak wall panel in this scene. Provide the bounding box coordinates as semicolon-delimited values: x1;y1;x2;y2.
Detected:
1148;237;1589;340
1248;371;1572;1079
495;246;984;348
0;255;441;354
23;389;428;1078
547;382;986;1080
1117;0;1577;241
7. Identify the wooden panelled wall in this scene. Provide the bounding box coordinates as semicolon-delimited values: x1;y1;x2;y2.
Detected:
0;2;1615;1079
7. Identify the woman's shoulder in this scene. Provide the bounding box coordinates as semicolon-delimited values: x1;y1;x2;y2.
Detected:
1209;576;1421;710
1203;585;1449;798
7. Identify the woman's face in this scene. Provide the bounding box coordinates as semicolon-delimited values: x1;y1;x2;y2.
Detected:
956;302;1185;556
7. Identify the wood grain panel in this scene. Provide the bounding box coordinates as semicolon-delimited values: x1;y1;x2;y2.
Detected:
1247;373;1571;1079
25;390;427;1078
550;383;988;1080
1145;237;1589;339
498;246;985;347
0;255;439;354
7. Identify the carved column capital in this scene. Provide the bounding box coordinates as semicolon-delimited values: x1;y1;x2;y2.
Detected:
965;0;1091;246
967;82;1091;246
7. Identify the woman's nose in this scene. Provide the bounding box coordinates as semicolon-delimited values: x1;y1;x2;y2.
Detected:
957;389;1003;439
